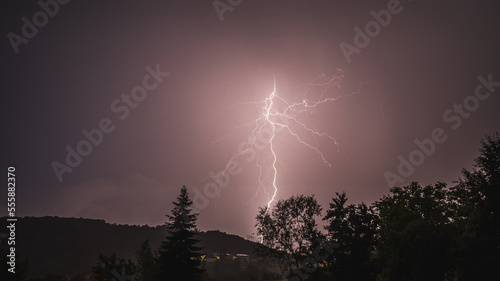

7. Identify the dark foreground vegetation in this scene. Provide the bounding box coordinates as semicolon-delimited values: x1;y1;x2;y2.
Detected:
2;133;499;281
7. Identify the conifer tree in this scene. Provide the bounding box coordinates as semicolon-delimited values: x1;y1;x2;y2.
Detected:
157;186;204;281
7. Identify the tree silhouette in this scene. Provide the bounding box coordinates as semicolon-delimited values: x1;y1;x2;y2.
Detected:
135;239;159;281
449;132;500;280
157;186;204;281
323;192;378;281
255;194;324;276
91;254;136;281
374;182;454;281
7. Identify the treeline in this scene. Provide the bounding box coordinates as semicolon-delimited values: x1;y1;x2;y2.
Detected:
256;133;500;281
0;219;257;280
3;133;499;281
89;187;278;281
0;217;163;280
91;133;499;281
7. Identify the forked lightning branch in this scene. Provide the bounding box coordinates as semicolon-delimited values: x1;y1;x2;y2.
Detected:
194;73;372;211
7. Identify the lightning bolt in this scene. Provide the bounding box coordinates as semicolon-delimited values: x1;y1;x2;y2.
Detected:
204;71;370;211
262;80;279;208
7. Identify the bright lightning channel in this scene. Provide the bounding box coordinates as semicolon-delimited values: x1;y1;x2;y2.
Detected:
210;71;357;210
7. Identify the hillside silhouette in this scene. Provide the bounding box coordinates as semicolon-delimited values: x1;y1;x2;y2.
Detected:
0;216;258;278
2;133;499;281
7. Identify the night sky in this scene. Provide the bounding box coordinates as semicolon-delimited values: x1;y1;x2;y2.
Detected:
2;0;500;237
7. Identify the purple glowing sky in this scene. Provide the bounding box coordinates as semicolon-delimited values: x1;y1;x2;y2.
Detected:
2;0;500;237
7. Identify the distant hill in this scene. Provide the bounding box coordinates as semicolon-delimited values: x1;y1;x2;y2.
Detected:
0;216;259;278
